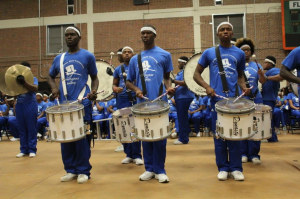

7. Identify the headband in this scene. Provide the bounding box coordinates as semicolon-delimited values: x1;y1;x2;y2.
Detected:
216;22;233;32
6;98;14;101
117;51;122;55
65;27;81;37
141;26;157;35
43;94;48;97
36;93;43;98
122;46;134;53
240;44;251;50
49;94;52;98
265;58;275;66
178;59;187;63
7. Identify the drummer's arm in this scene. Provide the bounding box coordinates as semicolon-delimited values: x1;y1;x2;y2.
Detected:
237;70;251;95
126;80;143;97
23;81;38;93
280;65;300;84
96;102;104;112
266;74;283;82
164;72;175;95
112;78;123;93
289;99;299;110
48;75;59;97
37;111;45;119
90;74;99;92
173;79;186;87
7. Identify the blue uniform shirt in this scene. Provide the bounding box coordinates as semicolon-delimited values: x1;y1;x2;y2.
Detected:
287;93;299;107
37;101;47;117
244;61;263;101
262;68;280;101
107;98;117;111
198;45;245;99
174;70;195;100
49;49;98;104
92;102;106;115
189;97;203;111
202;96;211;111
127;46;173;102
17;77;38;104
168;98;177;113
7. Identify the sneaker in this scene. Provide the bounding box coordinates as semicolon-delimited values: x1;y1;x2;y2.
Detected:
121;157;133;164
155;174;170;183
230;171;245;181
139;171;155;181
29;153;36;158
10;137;20;141
242;156;248;163
196;132;202;137
217;171;228;181
251;157;261;165
77;174;89;184
133;158;144;165
261;139;268;143
61;173;77;182
37;133;42;138
114;145;124;152
16;153;26;158
170;132;177;139
173;140;183;145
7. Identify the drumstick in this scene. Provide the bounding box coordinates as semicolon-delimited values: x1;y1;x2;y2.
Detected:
56;97;60;106
109;52;114;66
215;94;229;100
69;90;104;104
151;85;180;103
142;96;149;101
233;86;253;103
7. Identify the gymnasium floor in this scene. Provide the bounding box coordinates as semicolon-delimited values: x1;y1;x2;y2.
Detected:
1;132;300;199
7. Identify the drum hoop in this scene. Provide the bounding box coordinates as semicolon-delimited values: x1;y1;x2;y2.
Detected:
215;108;255;115
215;98;255;114
45;104;84;114
96;59;111;66
254;105;272;114
132;101;170;115
112;107;133;118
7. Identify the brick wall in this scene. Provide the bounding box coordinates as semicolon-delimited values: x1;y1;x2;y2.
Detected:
199;0;280;6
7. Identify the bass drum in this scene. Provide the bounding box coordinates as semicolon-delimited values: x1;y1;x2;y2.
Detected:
87;60;115;101
184;53;209;96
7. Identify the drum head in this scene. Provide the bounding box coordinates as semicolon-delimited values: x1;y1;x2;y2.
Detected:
255;104;272;113
132;101;169;115
113;107;132;118
184;53;209;95
45;103;84;114
87;60;114;101
215;98;255;114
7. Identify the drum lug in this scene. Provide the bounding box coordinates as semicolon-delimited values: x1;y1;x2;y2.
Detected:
262;130;264;138
151;130;154;138
70;112;73;121
54;131;57;139
127;118;130;125
116;118;119;126
72;130;75;138
48;130;51;138
52;114;55;122
119;134;122;141
60;114;64;122
230;129;232;137
248;127;251;135
239;129;242;137
134;128;138;136
160;128;163;137
142;130;145;138
78;110;82;119
262;113;264;121
46;114;49;121
62;131;66;139
80;127;83;135
221;127;224;134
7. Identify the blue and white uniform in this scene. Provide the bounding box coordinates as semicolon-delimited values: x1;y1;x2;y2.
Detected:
127;46;173;174
287;92;300;118
92;101;106;135
188;96;203;136
174;70;194;144
16;77;38;154
202;96;212;131
198;45;245;173
113;64;141;159
36;101;47;135
262;67;280;142
49;49;97;177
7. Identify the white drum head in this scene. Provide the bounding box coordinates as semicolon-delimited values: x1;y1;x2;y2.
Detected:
184;53;209;96
132;101;169;115
215;98;255;114
87;60;114;101
45;104;84;114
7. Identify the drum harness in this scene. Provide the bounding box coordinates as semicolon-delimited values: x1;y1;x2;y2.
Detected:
120;64;136;104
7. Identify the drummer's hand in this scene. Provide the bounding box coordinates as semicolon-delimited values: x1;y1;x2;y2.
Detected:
136;89;144;99
166;87;176;96
206;86;215;97
113;87;123;94
258;68;264;76
16;75;25;85
87;90;97;101
51;88;60;99
242;87;251;96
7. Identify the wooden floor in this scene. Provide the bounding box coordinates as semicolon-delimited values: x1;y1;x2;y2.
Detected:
1;132;300;199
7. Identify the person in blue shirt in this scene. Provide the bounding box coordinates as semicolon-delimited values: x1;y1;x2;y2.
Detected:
202;95;212;136
112;46;143;165
168;97;179;138
193;22;250;181
48;26;99;184
235;37;266;165
36;93;47;139
188;96;204;137
172;56;195;144
261;56;283;142
15;61;39;158
92;100;106;138
126;25;175;183
287;91;300;119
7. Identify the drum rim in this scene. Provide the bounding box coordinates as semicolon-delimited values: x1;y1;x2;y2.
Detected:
113;107;133;118
131;101;170;115
254;104;272;113
45;103;84;114
49;134;86;143
215;98;255;114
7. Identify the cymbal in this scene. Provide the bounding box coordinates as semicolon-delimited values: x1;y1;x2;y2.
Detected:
2;64;34;96
0;67;17;96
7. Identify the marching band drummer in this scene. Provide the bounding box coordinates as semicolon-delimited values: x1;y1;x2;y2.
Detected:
126;25;175;183
193;22;250;181
112;46;143;165
48;26;99;184
235;38;266;165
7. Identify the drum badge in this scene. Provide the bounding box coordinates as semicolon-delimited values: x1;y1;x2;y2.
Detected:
121;121;127;137
144;118;151;137
233;116;240;135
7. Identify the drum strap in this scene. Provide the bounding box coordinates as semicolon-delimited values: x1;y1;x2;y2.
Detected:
121;65;135;102
59;53;68;100
243;72;256;99
215;46;229;94
138;53;147;96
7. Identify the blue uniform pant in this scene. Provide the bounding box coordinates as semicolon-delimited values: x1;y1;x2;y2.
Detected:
203;109;212;129
0;117;8;132
189;112;202;134
240;140;260;160
8;116;19;138
37;117;48;135
212;101;242;172
263;100;278;142
291;109;300;119
16;101;38;154
143;139;167;174
273;107;282;128
176;98;193;144
169;112;179;132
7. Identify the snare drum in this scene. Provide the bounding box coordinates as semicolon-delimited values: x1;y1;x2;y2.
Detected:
215;98;256;141
112;107;137;143
249;104;272;141
132;101;172;142
46;104;86;143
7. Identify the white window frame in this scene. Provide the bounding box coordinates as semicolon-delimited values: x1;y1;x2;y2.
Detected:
67;0;74;15
212;13;246;46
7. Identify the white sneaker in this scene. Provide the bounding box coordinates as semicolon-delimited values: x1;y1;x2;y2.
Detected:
16;153;26;158
251;157;261;165
242;156;248;163
29;153;36;158
173;140;183;145
61;173;77;182
155;174;170;183
230;171;245;181
133;158;144;165
10;137;20;141
217;171;228;181
121;157;133;164
77;174;89;184
139;171;155;181
170;132;177;139
37;133;42;138
196;132;202;137
115;145;124;152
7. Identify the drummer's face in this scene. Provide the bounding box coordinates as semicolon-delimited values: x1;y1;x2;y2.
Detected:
65;29;80;47
178;61;185;70
122;49;133;62
263;61;273;70
241;46;251;61
217;24;233;41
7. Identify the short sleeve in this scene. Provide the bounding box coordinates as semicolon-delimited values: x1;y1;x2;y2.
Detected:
164;53;173;73
33;77;38;86
127;56;137;82
49;55;60;78
287;93;293;100
113;66;120;79
87;54;97;76
282;47;300;71
237;51;246;71
198;49;209;68
199;97;204;105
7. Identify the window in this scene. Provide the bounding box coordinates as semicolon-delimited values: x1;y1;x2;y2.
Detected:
215;0;223;6
212;14;246;46
67;0;74;15
47;24;74;54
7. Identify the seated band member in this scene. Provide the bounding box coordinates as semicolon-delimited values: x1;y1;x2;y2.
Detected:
188;95;204;138
168;97;179;138
112;46;143;165
126;25;175;183
36;93;47;139
193;22;250;181
48;26;99;184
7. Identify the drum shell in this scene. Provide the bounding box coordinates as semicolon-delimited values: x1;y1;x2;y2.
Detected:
249;105;272;141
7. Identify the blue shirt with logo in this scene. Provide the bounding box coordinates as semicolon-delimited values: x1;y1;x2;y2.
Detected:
113;64;136;100
287;92;299;107
37;101;47;117
244;61;263;101
174;70;195;100
189;97;203;111
262;68;280;101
